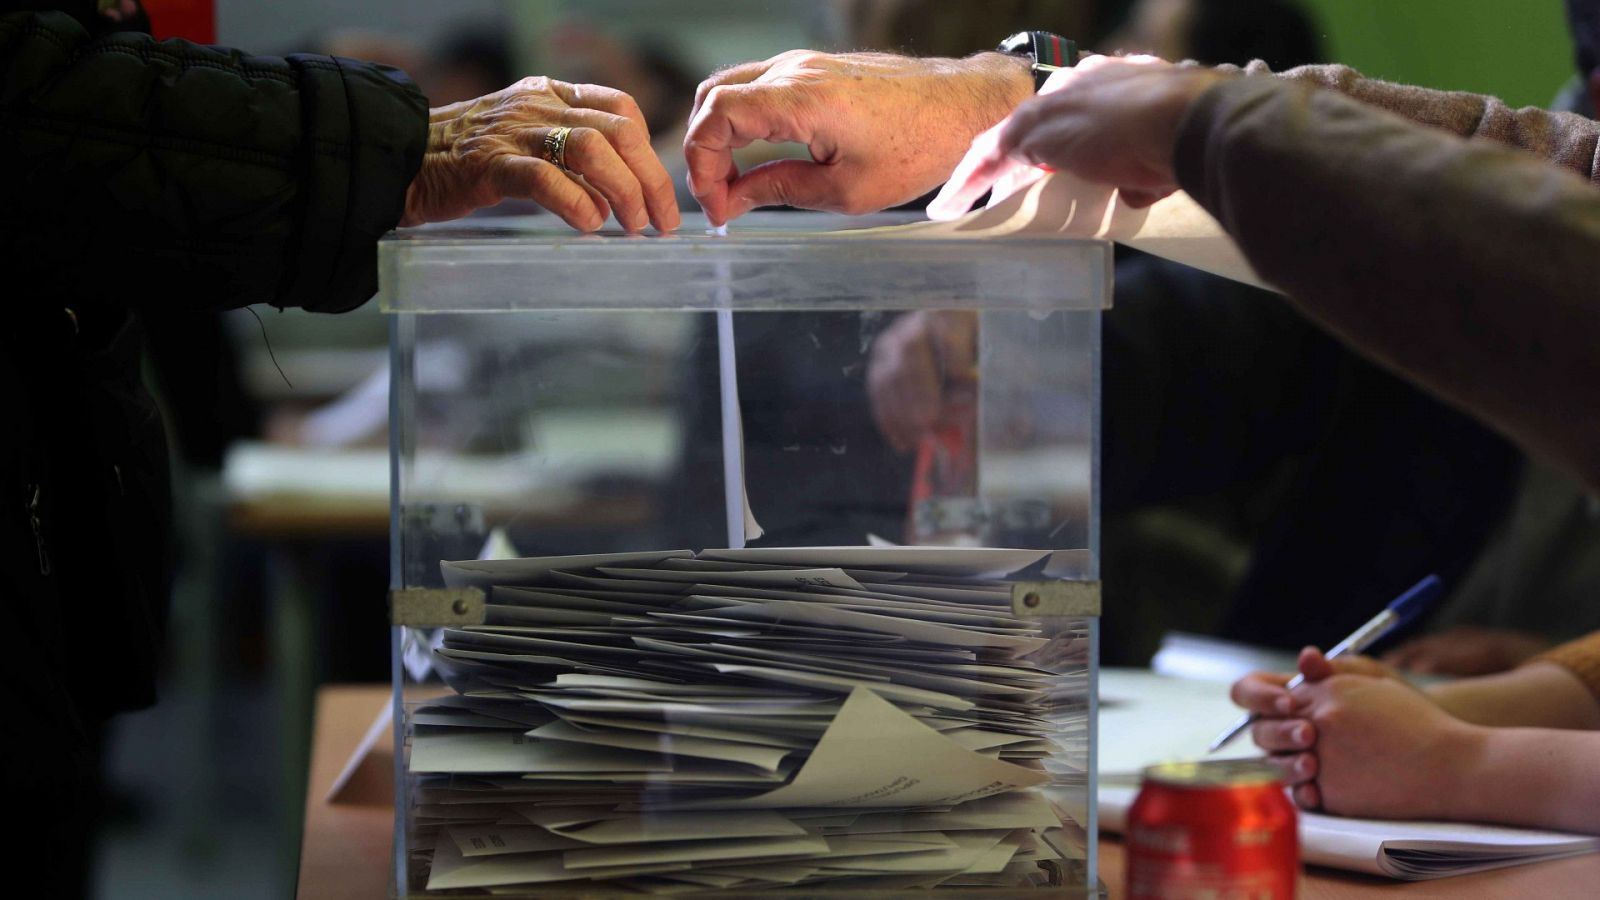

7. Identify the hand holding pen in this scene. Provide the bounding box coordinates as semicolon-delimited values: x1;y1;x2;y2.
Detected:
1211;575;1445;753
1233;642;1473;814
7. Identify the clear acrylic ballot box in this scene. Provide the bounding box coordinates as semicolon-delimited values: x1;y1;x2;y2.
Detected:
381;213;1110;897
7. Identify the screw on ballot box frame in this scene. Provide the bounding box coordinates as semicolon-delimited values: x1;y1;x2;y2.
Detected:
390;587;487;628
1012;580;1102;618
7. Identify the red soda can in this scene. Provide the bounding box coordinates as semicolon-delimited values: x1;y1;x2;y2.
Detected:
1127;759;1299;899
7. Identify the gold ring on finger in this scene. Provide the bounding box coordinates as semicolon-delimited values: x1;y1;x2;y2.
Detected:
542;125;574;171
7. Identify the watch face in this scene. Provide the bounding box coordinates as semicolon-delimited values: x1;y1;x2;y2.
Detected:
998;31;1035;55
998;32;1077;68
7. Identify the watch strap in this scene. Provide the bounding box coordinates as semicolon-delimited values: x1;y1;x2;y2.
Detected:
998;31;1079;91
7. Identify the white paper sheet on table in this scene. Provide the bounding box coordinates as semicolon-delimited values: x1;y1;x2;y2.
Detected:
1098;668;1260;776
855;171;1269;291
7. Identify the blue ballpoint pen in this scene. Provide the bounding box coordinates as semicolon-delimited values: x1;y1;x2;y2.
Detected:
1207;574;1446;753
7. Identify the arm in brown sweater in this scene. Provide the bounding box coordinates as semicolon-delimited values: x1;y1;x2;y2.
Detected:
1256;63;1600;184
1173;76;1600;494
1536;630;1600;702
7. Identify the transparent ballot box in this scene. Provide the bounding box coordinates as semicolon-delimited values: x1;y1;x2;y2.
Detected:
382;213;1110;897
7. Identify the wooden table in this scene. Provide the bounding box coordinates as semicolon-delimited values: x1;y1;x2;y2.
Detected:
299;685;1600;899
299;685;399;899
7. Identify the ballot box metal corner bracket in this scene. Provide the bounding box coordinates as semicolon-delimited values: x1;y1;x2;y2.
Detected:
390;587;487;627
1011;580;1102;618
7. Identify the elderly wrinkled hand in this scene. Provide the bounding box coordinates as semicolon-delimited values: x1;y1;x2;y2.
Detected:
929;55;1233;219
683;50;1033;225
402;76;680;233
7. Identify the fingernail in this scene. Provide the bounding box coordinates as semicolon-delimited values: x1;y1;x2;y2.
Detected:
1295;755;1312;777
1275;695;1292;714
1293;724;1310;746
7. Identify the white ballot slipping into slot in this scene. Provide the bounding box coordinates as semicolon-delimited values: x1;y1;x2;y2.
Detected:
412;547;1096;893
855;171;1270;292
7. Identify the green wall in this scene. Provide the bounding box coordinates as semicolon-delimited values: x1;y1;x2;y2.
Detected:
1297;0;1580;108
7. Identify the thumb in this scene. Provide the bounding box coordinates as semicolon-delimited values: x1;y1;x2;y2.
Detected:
1298;645;1335;682
725;158;844;219
1328;653;1399;680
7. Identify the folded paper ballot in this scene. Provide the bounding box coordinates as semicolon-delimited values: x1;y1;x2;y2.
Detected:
411;546;1095;893
864;171;1270;291
1098;668;1600;880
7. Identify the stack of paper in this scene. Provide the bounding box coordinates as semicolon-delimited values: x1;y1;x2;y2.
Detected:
406;547;1094;893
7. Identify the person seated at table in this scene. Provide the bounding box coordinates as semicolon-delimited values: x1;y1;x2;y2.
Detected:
1230;633;1600;832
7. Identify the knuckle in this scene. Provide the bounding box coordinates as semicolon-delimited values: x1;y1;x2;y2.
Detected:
528;160;568;191
571;127;605;154
612;91;645;118
609;119;649;152
703;84;748;115
1314;704;1345;729
703;85;731;110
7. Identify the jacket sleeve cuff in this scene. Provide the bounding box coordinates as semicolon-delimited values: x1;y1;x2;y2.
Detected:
1172;75;1291;223
281;54;427;313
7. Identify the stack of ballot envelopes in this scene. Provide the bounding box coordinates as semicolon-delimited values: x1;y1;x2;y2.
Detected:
406;546;1094;894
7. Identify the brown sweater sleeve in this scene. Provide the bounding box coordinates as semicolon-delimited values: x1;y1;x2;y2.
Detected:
1244;62;1600;184
1533;631;1600;701
1173;76;1600;495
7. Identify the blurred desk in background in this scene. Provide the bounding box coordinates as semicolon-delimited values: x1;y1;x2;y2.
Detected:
223;441;662;539
297;685;1600;900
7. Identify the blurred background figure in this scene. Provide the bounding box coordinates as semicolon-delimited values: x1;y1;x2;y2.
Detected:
421;25;516;104
832;0;1101;56
1104;0;1320;68
540;20;698;144
538;18;701;204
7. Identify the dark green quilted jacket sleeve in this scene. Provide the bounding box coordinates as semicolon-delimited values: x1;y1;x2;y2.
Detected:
0;11;427;313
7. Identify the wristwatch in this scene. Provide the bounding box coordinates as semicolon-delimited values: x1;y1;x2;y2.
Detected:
997;31;1079;91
